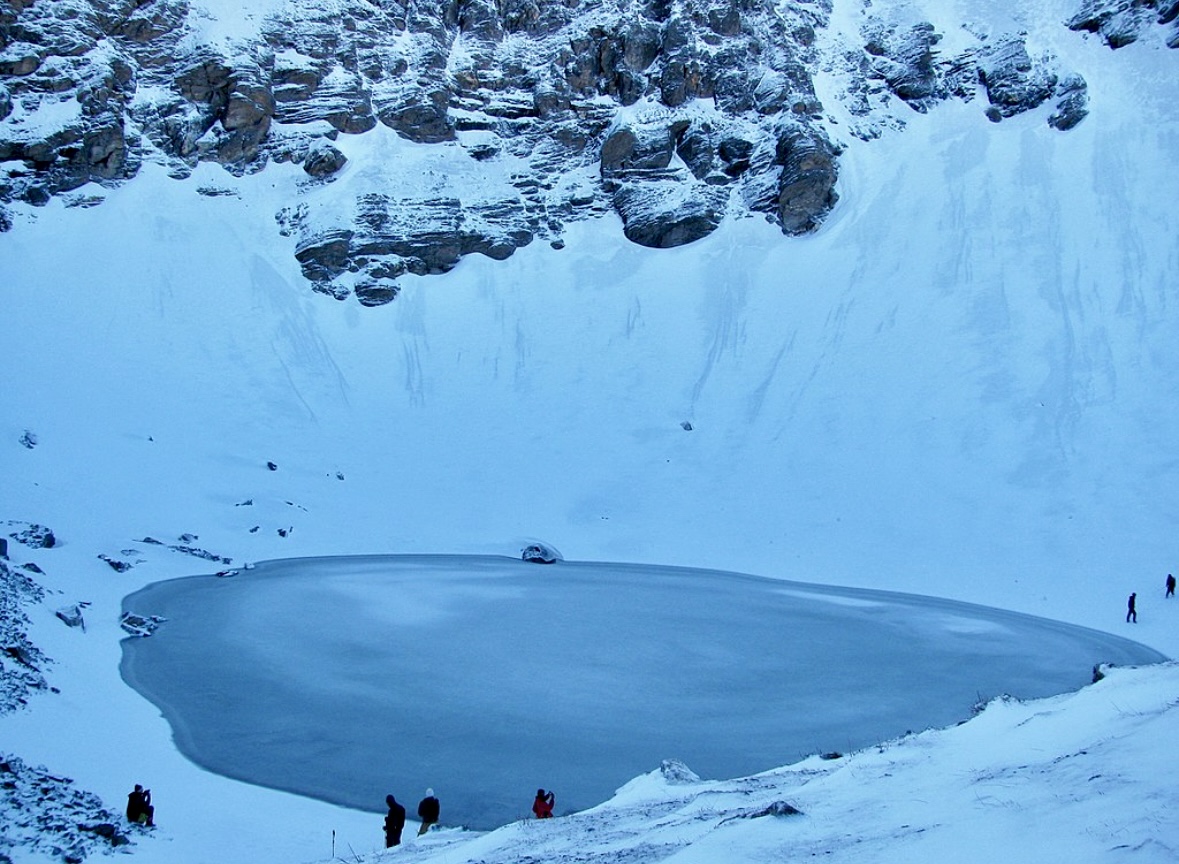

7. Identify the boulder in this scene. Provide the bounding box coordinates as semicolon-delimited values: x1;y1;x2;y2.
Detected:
1049;74;1089;130
8;523;56;549
1067;0;1157;48
119;611;165;637
660;759;701;784
296;229;356;283
303;139;347;177
863;22;944;110
522;542;562;563
978;37;1057;120
377;86;454;143
612;172;727;248
774;130;839;235
0;42;42;76
55;604;85;628
600;124;675;176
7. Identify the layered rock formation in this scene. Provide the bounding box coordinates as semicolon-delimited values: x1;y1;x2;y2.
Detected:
0;0;1161;303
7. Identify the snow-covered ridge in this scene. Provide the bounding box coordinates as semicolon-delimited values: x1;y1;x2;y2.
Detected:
1;0;1166;303
57;644;1134;864
292;662;1179;864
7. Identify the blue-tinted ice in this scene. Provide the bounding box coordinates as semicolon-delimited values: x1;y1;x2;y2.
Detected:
120;556;1165;829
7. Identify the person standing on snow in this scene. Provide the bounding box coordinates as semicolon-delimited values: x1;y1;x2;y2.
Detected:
532;788;556;819
1127;592;1137;623
384;794;406;847
417;788;440;835
1166;574;1175;598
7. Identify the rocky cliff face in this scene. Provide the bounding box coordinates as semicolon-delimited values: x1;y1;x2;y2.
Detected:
0;0;1170;304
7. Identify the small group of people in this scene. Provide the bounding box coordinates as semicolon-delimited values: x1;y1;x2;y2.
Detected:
383;787;556;847
1125;573;1177;623
383;789;440;847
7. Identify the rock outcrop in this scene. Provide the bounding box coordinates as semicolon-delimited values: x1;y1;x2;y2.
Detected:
1068;0;1179;48
0;0;1145;303
0;755;132;860
0;560;50;715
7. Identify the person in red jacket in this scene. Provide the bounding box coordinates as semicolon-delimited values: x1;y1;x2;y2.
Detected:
532;788;555;819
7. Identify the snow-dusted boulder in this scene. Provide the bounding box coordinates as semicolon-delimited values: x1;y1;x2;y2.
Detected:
7;521;56;549
302;139;346;178
119;611;166;638
978;37;1058;121
613;171;728;248
55;604;85;629
660;759;701;784
522;542;562;564
863;21;945;111
1067;0;1177;48
1049;74;1090;130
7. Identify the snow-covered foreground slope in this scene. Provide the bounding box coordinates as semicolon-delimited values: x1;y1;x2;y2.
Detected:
272;663;1179;864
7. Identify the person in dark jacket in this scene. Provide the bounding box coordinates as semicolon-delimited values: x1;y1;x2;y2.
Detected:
1166;574;1175;598
417;788;440;835
126;784;154;826
384;794;406;847
532;788;555;819
1127;592;1137;623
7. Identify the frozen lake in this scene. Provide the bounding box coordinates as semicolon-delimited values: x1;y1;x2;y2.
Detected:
120;555;1165;830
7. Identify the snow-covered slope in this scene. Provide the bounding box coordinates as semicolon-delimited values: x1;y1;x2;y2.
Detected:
314;662;1179;864
2;0;1179;859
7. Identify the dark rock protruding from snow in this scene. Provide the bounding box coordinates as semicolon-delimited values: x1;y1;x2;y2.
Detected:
0;755;132;860
772;130;840;234
1049;75;1090;130
302;140;347;178
0;0;1119;301
6;521;56;549
660;759;702;784
120;611;166;638
1068;0;1179;48
55;604;86;629
978;38;1058;121
0;0;838;301
863;21;946;112
0;561;50;715
522;542;562;564
846;20;1090;139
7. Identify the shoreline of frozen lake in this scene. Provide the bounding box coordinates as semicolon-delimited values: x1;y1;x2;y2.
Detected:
120;555;1167;830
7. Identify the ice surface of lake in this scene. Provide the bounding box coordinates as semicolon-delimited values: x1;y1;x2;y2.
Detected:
120;556;1165;829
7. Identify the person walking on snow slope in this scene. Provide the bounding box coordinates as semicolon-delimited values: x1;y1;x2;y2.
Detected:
1127;592;1137;623
1166;574;1175;598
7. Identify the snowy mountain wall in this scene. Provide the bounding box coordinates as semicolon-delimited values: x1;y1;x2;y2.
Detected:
5;0;1173;303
